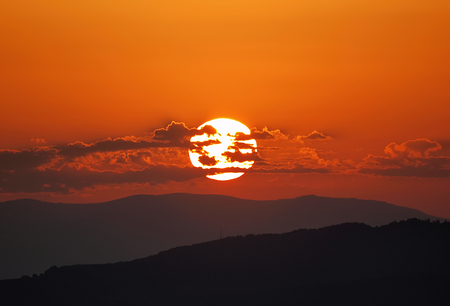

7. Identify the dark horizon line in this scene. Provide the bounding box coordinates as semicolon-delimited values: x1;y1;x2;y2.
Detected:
0;192;385;205
2;192;447;220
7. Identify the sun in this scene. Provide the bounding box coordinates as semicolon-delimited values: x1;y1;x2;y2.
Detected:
189;118;257;181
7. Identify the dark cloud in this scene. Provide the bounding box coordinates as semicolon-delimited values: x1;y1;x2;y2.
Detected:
223;151;255;163
57;122;218;159
58;138;160;158
199;125;217;136
199;155;218;167
53;122;218;162
0;148;57;171
358;139;450;178
152;121;216;144
153;121;196;143
0;121;210;194
189;140;222;153
0;120;235;195
229;142;257;150
69;150;153;172
435;139;450;150
0;122;212;172
222;148;263;163
0;165;205;194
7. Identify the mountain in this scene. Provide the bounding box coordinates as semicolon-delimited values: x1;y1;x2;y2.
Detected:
0;193;443;280
1;219;449;305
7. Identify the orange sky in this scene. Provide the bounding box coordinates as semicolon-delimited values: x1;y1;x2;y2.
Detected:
1;1;449;217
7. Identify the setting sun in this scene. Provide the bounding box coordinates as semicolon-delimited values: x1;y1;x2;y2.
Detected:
189;118;257;181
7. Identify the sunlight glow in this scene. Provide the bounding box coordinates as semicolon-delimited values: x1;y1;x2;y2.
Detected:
207;172;245;181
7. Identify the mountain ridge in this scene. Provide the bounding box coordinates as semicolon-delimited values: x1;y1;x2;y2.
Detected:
0;193;444;280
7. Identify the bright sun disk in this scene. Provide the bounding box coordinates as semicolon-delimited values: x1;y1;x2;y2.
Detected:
189;118;257;181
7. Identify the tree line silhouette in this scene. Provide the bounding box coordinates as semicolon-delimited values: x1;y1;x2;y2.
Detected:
1;218;449;305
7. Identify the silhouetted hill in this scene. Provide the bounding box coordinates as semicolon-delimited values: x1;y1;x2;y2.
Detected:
1;219;449;305
0;193;443;279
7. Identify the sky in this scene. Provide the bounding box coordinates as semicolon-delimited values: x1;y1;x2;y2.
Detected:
1;1;449;217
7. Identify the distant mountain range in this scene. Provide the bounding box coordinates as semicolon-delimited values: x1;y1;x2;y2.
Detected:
1;219;449;305
0;193;444;280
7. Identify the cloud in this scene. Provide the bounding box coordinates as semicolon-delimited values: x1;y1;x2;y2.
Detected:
0;122;208;194
56;122;217;160
254;127;289;140
292;130;333;143
0;120;266;194
189;140;222;154
296;147;342;168
0;121;344;194
2;122;214;169
199;155;218;166
246;146;344;175
358;139;450;178
7;119;449;197
70;150;152;172
58;138;159;158
236;127;288;141
222;149;263;163
152;121;216;145
0;164;205;194
384;138;441;158
0;147;58;171
152;121;195;143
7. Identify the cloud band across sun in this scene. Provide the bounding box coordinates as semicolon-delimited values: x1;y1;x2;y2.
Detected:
0;121;449;195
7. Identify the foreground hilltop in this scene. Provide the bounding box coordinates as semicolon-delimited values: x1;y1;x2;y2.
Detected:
0;193;443;279
1;219;449;305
